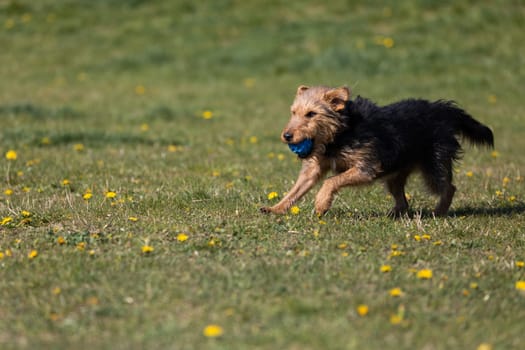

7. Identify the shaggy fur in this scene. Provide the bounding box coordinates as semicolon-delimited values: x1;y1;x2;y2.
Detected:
261;85;494;217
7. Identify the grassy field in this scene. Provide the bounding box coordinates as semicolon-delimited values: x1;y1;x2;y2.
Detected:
1;1;525;349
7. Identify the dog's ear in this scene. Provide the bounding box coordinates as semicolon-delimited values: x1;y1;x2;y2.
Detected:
296;85;310;96
324;86;351;112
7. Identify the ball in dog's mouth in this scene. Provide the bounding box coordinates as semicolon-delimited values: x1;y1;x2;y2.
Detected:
288;138;313;158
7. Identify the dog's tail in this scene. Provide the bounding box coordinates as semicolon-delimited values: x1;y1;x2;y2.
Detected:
440;101;494;148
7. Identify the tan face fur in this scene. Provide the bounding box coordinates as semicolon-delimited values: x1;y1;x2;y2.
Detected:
281;86;351;150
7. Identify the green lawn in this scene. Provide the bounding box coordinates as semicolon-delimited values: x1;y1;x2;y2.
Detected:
1;1;524;349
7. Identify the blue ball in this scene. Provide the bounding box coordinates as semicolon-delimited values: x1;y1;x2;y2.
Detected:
288;139;313;158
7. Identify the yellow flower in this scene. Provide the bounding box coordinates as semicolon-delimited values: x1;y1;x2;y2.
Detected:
177;233;189;242
5;249;12;257
491;150;500;158
105;191;117;198
389;287;403;297
389;314;403;325
140;123;149;132
267;191;279;200
135;85;146;95
433;240;443;246
249;136;258;144
52;287;62;295
290;206;300;215
83;192;93;200
203;324;223;338
28;250;38;259
73;143;84;152
465;171;474;177
0;252;4;259
5;150;17;160
21;210;31;217
128;216;139;222
4;188;13;196
243;78;255;88
382;37;394;48
141;245;154;254
502;176;511;186
356;304;369;316
57;236;66;245
76;242;86;251
516;280;525;290
277;153;285;161
417;269;433;279
202;110;213;119
487;94;497;104
477;343;493;350
516;261;524;268
422;234;431;240
380;265;392;273
62;179;70;186
1;216;13;225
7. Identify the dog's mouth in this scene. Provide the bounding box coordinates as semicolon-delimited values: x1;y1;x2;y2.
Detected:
288;138;313;158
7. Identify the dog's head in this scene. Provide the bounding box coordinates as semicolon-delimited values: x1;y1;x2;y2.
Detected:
281;85;351;155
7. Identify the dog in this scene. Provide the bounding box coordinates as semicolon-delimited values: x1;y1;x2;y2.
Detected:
260;85;494;217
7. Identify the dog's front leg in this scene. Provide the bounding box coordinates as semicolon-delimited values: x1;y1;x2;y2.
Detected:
261;159;326;214
315;167;374;216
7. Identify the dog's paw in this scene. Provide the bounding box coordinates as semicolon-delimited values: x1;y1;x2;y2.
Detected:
260;206;272;214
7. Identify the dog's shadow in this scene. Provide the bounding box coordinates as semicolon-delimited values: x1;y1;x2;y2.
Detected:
328;203;525;219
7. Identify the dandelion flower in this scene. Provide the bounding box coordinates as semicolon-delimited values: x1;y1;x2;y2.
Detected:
83;192;93;200
203;324;223;338
177;233;189;242
516;280;525;290
62;179;70;186
390;314;403;325
140;123;149;132
202;110;213;120
1;216;13;225
5;150;17;160
0;252;4;259
337;243;348;249
73;143;84;152
267;191;279;200
52;287;61;295
57;236;66;245
28;250;38;259
477;343;493;350
422;234;431;240
290;206;300;215
4;189;13;196
128;216;139;222
249;136;258;144
382;37;394;48
417;269;433;279
389;287;403;297
356;304;369;316
135;85;146;95
465;171;474;177
141;245;154;254
380;265;392;273
516;261;524;268
105;191;117;198
491;150;499;158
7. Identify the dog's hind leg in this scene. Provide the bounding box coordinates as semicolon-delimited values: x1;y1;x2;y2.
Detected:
385;169;410;217
421;143;458;216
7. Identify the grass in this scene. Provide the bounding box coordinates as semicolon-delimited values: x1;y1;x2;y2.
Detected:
1;1;525;349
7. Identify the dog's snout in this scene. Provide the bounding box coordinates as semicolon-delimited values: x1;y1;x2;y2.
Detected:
283;132;293;142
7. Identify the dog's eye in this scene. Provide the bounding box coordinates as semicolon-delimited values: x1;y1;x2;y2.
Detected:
305;111;317;118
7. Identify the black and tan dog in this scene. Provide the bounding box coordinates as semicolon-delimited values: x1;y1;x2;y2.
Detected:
261;85;494;217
